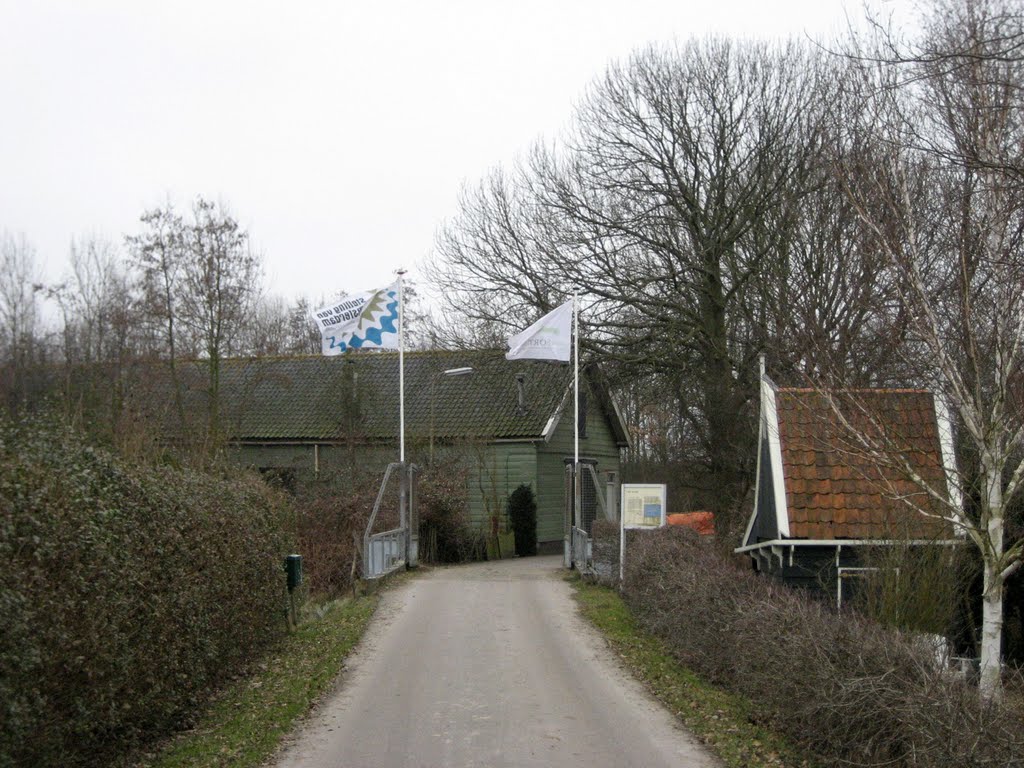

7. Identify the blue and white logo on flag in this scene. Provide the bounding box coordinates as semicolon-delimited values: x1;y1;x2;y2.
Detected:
311;281;400;355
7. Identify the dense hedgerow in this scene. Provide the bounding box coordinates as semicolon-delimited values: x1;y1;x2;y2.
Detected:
622;527;1024;768
0;417;292;768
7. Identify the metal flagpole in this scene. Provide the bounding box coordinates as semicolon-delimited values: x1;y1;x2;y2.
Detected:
573;290;580;540
397;269;406;463
574;290;579;467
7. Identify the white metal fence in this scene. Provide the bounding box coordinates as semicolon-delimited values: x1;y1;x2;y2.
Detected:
571;525;593;574
362;462;418;580
366;527;406;578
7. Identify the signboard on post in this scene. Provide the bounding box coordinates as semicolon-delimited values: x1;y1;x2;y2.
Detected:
620;483;667;583
621;483;667;529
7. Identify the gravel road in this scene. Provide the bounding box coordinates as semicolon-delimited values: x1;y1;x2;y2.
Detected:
273;555;718;768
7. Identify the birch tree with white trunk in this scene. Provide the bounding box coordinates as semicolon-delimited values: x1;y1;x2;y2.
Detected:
837;0;1024;700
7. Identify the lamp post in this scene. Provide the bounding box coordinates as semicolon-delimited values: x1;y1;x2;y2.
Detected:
430;366;473;465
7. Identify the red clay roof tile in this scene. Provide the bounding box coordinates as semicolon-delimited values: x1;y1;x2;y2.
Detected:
775;388;952;541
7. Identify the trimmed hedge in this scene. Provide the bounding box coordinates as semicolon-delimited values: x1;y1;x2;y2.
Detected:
0;418;292;767
622;527;1024;768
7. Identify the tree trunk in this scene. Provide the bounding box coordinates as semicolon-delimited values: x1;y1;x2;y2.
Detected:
979;461;1005;701
979;561;1004;701
700;249;745;520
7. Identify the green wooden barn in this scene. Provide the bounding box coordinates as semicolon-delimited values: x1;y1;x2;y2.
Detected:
184;350;629;550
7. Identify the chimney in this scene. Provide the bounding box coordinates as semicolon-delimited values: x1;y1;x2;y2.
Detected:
515;373;527;415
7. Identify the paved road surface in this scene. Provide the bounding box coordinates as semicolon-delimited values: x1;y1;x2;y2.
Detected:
274;555;717;768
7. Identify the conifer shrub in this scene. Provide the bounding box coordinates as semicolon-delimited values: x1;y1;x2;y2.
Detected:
0;416;292;767
507;483;537;557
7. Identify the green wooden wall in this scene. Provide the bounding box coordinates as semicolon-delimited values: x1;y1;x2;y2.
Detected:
464;442;537;533
534;382;623;543
227;379;623;547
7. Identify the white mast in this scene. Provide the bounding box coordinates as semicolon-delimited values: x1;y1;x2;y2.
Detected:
573;290;580;534
397;269;406;463
574;289;579;467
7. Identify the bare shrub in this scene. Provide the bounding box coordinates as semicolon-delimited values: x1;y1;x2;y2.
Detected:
591;518;621;586
622;527;1024;767
851;539;967;636
418;460;481;563
293;483;375;596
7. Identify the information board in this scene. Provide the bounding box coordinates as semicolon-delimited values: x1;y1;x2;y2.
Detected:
621;483;667;529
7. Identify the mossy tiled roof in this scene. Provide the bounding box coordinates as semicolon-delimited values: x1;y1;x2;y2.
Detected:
187;350;593;442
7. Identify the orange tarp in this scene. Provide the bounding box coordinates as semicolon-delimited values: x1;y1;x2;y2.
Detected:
666;511;716;536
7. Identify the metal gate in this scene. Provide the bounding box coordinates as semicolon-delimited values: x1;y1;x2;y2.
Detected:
363;462;419;579
564;460;610;572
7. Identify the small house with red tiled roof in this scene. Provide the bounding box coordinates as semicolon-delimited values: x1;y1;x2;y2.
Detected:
736;371;961;606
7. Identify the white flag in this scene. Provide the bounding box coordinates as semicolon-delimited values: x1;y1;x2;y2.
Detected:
311;281;400;355
506;300;572;361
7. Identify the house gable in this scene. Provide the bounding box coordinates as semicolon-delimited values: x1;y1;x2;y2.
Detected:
737;380;960;603
742;375;789;547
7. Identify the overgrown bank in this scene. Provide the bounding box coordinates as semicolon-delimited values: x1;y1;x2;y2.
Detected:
0;418;293;767
571;576;812;768
129;593;379;768
615;527;1023;768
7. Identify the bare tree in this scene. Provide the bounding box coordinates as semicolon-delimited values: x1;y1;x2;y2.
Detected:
127;197;262;444
287;297;324;355
429;40;832;528
237;294;338;357
46;234;141;436
178;197;262;441
0;231;43;409
127;204;189;427
57;235;135;366
836;0;1024;700
236;295;294;356
0;231;41;361
757;90;912;388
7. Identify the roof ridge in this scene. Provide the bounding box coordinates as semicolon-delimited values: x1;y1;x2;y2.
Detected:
210;348;513;365
777;387;933;395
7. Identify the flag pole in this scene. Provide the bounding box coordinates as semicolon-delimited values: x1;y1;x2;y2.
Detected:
573;290;580;538
574;290;579;468
397;269;406;463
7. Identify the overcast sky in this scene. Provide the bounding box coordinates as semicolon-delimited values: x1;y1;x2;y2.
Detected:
0;0;909;309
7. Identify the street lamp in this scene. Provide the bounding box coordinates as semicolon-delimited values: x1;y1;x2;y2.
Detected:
430;366;473;464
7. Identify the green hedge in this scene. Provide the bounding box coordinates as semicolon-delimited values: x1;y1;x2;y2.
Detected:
0;418;292;767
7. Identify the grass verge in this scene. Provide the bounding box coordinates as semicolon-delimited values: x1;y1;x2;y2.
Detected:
570;576;816;768
128;593;380;768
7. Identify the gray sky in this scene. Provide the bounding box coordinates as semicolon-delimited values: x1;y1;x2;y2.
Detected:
0;0;904;308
